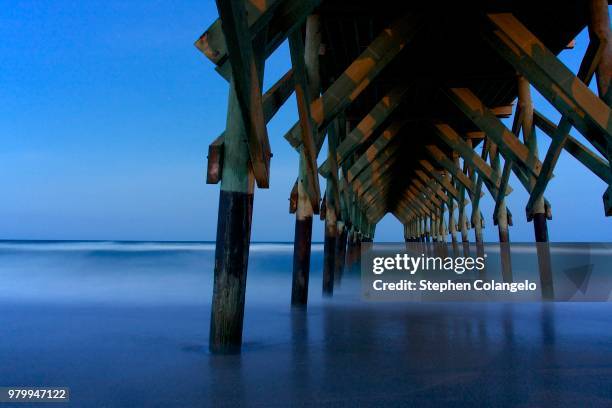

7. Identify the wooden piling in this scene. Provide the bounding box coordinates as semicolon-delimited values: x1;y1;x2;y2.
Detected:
322;192;337;295
335;221;348;284
210;79;258;354
518;75;554;300
208;27;268;353
291;178;314;306
290;15;322;307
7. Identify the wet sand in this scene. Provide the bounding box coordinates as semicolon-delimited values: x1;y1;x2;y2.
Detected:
2;301;612;407
1;241;611;407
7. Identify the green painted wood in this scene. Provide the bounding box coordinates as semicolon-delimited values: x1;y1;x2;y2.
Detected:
289;27;321;210
485;13;612;158
433;124;512;197
445;88;542;178
197;0;320;81
534;110;610;182
216;0;271;187
418;160;462;202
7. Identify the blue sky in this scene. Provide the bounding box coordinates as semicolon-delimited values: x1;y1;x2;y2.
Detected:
0;1;610;242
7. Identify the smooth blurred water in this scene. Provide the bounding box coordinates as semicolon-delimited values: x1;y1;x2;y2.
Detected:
1;241;612;407
0;240;342;306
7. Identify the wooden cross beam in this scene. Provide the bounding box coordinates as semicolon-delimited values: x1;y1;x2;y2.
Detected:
395;202;419;223
284;13;424;149
197;0;320;81
331;85;411;167
417;162;461;202
215;0;271;187
407;186;438;215
289;27;321;210
414;170;453;203
395;193;419;218
398;192;431;218
425;145;480;197
445;88;542;179
433;124;513;198
346;127;403;182
412;179;442;208
360;182;391;215
351;148;400;197
525;27;610;216
357;170;395;207
534;111;610;183
396;196;423;219
484;13;612;160
413;176;449;206
207;69;295;184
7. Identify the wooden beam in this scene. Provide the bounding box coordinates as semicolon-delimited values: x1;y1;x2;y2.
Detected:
356;165;396;202
197;0;320;81
351;146;400;196
207;69;294;185
425;145;479;196
215;0;271;187
412;179;442;208
417;161;461;202
407;186;438;215
414;173;450;205
485;13;612;159
445;88;542;178
434;124;513;197
289;27;321;210
196;0;283;67
332;85;410;166
284;13;424;149
534;110;610;183
345;122;404;181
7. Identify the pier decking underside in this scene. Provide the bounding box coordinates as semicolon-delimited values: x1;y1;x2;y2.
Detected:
316;1;587;216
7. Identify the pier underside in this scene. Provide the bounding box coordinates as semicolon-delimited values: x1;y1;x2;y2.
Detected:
197;0;612;352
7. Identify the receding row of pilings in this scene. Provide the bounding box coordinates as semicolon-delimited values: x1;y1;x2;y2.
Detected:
203;0;611;354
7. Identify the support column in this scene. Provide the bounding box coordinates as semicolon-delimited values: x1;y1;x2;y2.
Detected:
209;31;266;354
290;15;321;307
518;76;553;299
334;221;348;284
291;179;314;306
323;189;338;296
322;112;341;295
210;85;255;354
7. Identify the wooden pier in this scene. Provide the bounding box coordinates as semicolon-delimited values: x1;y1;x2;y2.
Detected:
196;0;612;353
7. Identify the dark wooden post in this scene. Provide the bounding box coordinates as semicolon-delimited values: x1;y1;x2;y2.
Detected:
209;84;256;353
208;0;270;353
335;220;348;284
322;114;342;295
291;15;322;307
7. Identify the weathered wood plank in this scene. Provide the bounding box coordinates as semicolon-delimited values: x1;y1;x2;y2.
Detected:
289;27;321;210
216;0;271;187
485;13;612;158
206;135;225;184
445;88;542;178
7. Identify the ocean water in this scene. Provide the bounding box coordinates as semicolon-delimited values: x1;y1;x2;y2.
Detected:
1;241;612;407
